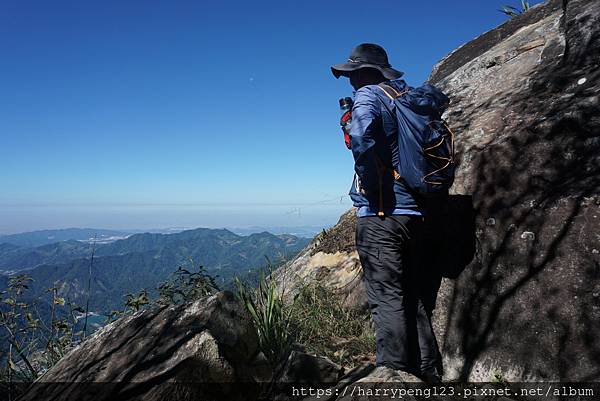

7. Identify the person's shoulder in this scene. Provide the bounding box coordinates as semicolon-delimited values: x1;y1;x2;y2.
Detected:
355;84;382;98
354;85;384;109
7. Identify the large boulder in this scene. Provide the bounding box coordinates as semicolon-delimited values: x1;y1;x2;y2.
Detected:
18;291;272;401
275;0;600;383
430;0;600;382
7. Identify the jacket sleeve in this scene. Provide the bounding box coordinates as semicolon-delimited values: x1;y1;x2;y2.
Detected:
349;86;381;195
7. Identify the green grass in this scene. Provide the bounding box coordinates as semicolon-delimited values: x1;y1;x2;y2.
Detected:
287;281;375;367
234;267;293;368
234;267;376;370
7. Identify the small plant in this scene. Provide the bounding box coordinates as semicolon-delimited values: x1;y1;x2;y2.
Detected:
492;370;508;383
0;275;38;382
43;287;80;366
0;275;84;389
156;262;220;305
234;266;293;367
123;289;150;312
500;1;530;18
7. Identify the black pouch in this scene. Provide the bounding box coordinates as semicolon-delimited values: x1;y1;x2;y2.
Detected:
423;194;476;279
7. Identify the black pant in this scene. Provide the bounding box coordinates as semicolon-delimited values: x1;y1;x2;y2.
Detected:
356;214;442;376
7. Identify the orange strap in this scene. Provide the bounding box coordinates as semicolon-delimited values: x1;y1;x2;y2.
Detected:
377;83;409;100
422;122;456;185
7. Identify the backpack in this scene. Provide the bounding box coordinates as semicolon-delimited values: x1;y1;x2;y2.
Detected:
377;82;456;196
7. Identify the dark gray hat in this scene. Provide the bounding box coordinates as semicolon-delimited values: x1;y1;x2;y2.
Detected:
331;43;404;80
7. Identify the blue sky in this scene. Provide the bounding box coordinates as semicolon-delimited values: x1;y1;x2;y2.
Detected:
0;0;544;234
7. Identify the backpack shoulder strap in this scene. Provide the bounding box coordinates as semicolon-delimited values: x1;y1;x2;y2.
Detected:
377;83;409;100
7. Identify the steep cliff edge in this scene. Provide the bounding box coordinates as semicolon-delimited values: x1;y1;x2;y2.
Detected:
276;0;600;382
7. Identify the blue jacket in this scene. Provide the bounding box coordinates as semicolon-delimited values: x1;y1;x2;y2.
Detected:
348;78;423;215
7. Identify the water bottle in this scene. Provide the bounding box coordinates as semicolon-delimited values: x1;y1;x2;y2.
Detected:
339;97;353;114
339;97;353;149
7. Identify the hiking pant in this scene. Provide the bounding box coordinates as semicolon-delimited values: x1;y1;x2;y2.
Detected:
356;214;442;376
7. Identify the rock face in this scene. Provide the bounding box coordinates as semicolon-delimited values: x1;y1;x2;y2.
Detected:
19;291;272;401
276;0;600;382
273;209;367;312
430;0;600;382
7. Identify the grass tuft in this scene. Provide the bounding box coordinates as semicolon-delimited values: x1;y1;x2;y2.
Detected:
288;281;375;367
234;266;293;368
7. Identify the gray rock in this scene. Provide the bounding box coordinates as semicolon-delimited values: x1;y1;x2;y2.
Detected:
19;291;272;401
271;351;346;400
430;0;600;382
277;351;345;385
273;209;368;312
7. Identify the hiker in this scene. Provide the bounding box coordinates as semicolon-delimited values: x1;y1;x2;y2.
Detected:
331;43;445;383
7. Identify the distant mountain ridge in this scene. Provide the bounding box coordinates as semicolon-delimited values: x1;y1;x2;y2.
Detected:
0;227;312;314
0;240;92;272
0;228;310;272
230;225;327;237
0;228;130;247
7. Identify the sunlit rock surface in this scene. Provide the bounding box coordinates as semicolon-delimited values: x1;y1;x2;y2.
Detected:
19;292;271;401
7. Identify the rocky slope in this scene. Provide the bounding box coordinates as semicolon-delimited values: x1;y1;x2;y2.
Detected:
273;210;366;312
276;0;600;382
17;292;272;401
14;291;444;401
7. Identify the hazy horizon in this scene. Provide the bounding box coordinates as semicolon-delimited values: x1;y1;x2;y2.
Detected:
0;203;348;235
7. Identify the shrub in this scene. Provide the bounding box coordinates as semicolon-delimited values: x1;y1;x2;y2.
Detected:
0;275;84;385
156;263;220;306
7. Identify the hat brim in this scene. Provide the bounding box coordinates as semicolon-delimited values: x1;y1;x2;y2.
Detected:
331;63;404;80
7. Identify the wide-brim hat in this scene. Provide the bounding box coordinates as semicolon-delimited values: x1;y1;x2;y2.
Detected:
331;43;404;80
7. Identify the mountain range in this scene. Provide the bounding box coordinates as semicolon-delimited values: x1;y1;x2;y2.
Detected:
0;228;129;247
0;227;311;314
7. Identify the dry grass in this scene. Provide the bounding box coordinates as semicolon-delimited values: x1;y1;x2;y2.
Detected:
288;280;375;368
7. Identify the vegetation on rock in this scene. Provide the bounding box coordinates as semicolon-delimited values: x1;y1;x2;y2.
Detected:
288;281;375;367
500;1;531;18
0;262;221;389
